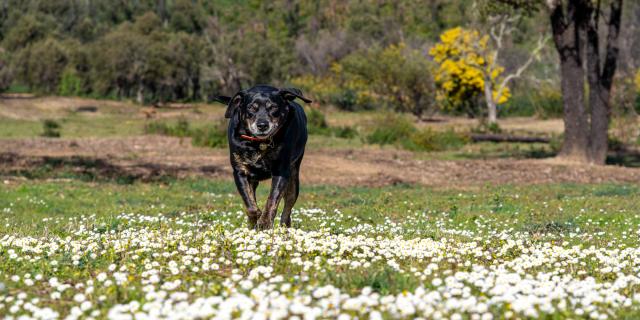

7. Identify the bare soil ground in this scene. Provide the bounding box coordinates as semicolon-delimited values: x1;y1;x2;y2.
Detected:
1;136;639;187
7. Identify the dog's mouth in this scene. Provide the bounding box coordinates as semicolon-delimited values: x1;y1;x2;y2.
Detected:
248;121;278;139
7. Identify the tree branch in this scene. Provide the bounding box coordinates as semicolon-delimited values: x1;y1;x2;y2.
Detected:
495;34;549;102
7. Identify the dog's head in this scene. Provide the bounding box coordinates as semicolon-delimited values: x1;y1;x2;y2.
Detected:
217;85;311;138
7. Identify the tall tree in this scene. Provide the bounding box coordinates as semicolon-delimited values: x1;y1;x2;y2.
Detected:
497;0;623;164
550;0;622;164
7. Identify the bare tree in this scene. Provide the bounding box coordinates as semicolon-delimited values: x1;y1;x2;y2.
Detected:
201;17;248;95
467;14;548;124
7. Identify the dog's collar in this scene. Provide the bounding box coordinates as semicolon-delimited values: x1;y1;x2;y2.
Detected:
239;134;270;142
238;125;283;148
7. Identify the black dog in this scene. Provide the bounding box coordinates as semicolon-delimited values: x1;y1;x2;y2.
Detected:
217;85;311;230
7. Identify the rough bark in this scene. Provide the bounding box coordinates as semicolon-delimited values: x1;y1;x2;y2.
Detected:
587;0;622;164
484;76;498;124
550;0;591;161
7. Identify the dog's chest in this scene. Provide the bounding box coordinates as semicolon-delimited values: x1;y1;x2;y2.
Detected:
233;147;280;176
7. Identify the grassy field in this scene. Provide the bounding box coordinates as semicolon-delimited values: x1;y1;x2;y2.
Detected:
1;179;640;318
2;96;640;318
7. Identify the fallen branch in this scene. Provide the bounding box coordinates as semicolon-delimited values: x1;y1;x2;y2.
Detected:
470;134;551;143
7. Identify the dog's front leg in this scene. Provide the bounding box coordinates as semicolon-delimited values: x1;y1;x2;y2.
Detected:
233;171;260;228
257;176;288;230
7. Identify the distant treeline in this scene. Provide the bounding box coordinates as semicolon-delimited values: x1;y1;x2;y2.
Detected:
0;0;501;103
0;0;638;114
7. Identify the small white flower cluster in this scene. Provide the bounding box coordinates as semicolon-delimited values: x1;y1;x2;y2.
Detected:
0;209;639;319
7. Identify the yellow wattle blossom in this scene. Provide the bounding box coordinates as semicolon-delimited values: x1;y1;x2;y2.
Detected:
635;69;640;93
430;27;511;109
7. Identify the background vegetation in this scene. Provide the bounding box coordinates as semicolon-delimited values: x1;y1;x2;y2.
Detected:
1;0;638;119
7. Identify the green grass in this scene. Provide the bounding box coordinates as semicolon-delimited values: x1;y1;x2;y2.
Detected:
1;179;638;246
1;178;640;318
0;115;146;138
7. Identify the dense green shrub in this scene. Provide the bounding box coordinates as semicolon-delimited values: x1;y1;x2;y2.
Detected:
472;122;502;134
306;108;329;133
501;84;563;119
366;113;416;145
58;68;83;96
405;128;469;152
191;120;228;148
144;118;191;137
14;37;68;93
306;107;358;139
145;118;228;148
365;113;468;151
41;119;61;137
293;43;435;117
332;126;359;139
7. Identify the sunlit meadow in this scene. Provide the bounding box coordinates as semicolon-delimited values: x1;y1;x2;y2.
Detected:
1;180;640;319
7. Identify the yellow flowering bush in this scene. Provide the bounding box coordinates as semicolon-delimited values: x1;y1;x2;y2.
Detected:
430;27;510;114
635;69;640;94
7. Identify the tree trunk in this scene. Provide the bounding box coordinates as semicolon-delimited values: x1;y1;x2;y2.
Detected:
484;77;497;124
586;2;607;164
192;75;200;101
550;0;591;162
558;50;590;160
548;0;623;164
136;83;144;105
586;0;623;164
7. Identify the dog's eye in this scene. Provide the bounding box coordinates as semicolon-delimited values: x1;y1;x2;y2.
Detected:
247;104;258;112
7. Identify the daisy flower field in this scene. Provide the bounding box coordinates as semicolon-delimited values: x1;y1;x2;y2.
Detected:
1;180;639;319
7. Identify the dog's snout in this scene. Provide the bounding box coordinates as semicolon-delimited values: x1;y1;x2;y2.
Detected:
256;121;269;132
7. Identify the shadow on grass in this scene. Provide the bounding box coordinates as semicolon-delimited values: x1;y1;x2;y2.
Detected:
606;149;640;168
457;143;557;160
0;152;224;184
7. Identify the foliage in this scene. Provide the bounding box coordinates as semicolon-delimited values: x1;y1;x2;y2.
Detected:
145;118;227;148
305;107;358;139
292;75;360;111
14;37;68;93
365;113;468;151
337;43;436;118
144;118;192;138
473;122;503;134
1;13;52;51
501;83;563;119
295;43;436;117
306;107;329;133
430;27;511;116
0;0;570;112
365;113;417;145
41;119;61;137
0;48;12;92
89;13;204;103
405;128;469;152
191;120;228;148
58;68;83;96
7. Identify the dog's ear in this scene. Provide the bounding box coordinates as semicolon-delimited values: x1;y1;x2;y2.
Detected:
214;95;232;105
224;92;244;119
279;88;312;103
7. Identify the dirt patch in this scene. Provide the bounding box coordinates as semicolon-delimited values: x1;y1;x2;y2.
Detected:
1;136;639;187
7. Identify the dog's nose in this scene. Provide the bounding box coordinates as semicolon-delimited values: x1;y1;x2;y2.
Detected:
257;121;269;132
